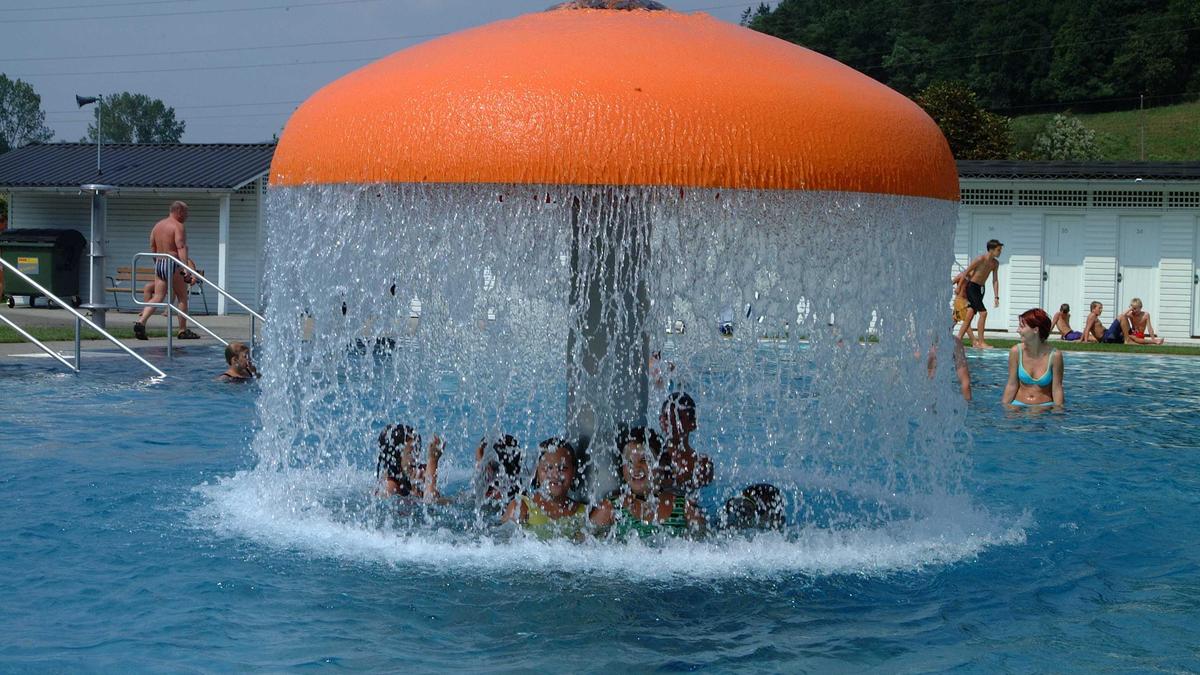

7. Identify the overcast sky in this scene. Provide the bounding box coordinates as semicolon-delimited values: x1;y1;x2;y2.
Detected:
2;0;753;144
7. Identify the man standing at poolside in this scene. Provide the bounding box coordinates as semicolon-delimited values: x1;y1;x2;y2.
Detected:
954;239;1003;349
133;201;197;340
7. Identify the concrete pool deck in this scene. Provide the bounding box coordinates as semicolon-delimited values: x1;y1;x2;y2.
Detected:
3;305;1199;365
0;306;260;359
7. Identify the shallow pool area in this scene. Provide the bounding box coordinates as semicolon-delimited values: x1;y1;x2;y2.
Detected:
2;346;1199;670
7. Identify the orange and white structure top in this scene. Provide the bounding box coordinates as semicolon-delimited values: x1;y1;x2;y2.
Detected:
271;1;959;201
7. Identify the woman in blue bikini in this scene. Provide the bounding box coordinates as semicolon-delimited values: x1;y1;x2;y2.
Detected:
1002;307;1064;409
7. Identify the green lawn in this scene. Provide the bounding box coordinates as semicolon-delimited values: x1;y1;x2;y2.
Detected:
974;338;1200;357
1011;100;1200;161
0;325;167;343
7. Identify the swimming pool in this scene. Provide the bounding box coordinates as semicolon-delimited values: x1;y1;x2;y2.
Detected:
1;346;1198;670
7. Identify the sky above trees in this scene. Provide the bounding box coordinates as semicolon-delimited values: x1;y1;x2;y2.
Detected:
2;0;746;144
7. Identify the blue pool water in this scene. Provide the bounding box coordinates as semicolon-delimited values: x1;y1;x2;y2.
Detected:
2;346;1199;671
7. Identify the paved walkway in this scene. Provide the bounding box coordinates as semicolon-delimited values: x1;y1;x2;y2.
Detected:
0;306;261;359
4;305;1198;364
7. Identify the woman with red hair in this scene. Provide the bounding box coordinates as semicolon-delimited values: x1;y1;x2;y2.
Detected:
1002;308;1064;408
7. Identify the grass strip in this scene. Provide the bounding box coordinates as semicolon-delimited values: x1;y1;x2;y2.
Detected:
973;338;1200;357
0;325;168;343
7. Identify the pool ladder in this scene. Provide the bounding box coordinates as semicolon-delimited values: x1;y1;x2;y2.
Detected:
0;256;165;377
130;253;265;360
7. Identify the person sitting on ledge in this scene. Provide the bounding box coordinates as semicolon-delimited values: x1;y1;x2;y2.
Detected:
1119;298;1166;345
376;424;443;502
503;437;587;540
589;426;706;539
1051;303;1082;341
658;392;714;495
216;342;258;382
1081;301;1106;343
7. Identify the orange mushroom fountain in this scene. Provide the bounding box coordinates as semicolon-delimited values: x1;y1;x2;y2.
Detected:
264;1;963;502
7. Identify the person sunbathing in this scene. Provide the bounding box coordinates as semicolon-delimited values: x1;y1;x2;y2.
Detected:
1051;303;1082;341
1081;302;1106;343
1119;298;1165;345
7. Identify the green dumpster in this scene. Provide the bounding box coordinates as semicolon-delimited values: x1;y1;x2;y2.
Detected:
0;228;87;308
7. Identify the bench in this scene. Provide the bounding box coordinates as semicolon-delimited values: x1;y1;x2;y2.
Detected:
106;265;209;314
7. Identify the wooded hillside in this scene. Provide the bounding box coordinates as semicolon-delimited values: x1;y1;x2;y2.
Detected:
747;0;1200;113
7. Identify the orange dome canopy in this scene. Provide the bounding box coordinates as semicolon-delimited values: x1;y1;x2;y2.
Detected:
271;6;959;200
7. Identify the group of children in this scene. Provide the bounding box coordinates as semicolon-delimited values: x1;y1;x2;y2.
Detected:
954;238;1165;347
374;392;786;542
1051;299;1165;345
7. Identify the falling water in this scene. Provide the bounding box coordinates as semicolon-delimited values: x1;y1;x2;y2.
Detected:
200;184;1024;579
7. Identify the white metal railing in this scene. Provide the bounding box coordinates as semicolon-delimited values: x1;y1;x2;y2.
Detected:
131;253;264;358
0;256;166;377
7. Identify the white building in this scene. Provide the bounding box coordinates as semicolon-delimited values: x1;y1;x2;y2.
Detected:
956;161;1200;339
0;142;273;314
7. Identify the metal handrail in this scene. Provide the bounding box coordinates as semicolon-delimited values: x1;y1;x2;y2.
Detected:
0;256;166;377
131;252;264;357
131;253;264;320
0;312;78;372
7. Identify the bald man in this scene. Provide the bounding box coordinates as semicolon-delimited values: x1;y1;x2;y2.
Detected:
134;201;197;339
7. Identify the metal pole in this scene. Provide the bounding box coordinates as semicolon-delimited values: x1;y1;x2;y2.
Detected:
80;184;115;329
166;259;174;358
1139;93;1145;161
97;97;103;175
250;315;256;355
565;194;650;499
74;316;81;367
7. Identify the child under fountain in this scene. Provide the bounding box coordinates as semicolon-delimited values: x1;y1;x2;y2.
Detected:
720;483;786;530
589;426;707;539
502;438;588;540
376;424;444;501
473;434;524;512
658;393;714;495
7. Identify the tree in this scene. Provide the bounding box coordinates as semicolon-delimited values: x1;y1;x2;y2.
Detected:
86;92;185;143
0;74;54;153
914;82;1013;160
1033;114;1099;160
746;0;1199;113
739;3;772;27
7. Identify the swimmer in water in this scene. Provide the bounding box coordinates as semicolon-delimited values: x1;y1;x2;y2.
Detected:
589;426;706;539
502;438;588;540
720;483;786;530
216;341;258;382
474;434;523;511
658;392;714;495
1001;308;1064;409
376;424;444;501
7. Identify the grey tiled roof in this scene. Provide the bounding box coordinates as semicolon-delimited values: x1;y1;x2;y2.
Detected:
958;160;1200;181
0;142;275;190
